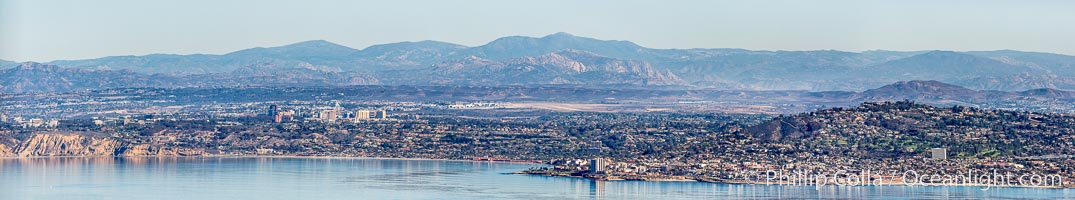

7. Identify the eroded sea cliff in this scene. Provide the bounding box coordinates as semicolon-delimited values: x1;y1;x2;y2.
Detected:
2;132;206;157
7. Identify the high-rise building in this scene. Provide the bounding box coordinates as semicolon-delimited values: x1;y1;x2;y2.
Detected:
590;159;606;174
275;110;294;123
354;110;370;121
26;118;44;127
372;110;387;119
319;109;338;122
931;148;947;160
268;105;278;117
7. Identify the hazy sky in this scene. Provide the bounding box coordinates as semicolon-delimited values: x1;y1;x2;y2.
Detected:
3;0;1075;62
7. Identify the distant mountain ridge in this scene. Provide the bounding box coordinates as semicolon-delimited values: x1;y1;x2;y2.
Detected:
11;33;1075;91
0;62;166;93
45;40;362;75
465;32;650;60
399;49;684;86
954;73;1075;91
867;51;1039;80
853;80;1075;106
352;40;469;70
862;80;981;99
0;60;15;69
0;62;378;93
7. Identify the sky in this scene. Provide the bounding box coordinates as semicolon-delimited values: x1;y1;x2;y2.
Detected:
2;0;1075;62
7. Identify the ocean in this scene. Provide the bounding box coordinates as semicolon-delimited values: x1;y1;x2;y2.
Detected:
1;157;1071;199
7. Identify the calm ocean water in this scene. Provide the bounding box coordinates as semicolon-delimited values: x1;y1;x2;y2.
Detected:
1;157;1071;199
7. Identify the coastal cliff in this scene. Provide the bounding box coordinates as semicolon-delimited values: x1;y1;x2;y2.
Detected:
1;133;207;157
15;133;121;157
0;138;16;157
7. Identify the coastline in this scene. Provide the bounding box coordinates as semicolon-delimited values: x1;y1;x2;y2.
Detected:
0;154;544;165
518;171;1075;189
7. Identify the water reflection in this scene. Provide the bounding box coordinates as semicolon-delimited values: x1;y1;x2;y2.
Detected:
588;180;604;199
1;157;1072;200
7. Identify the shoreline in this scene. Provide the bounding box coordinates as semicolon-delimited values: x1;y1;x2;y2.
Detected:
519;172;1074;189
0;154;545;165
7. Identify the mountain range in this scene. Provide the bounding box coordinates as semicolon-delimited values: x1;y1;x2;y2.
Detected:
0;62;378;93
0;60;15;68
5;32;1075;92
3;61;1073;114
